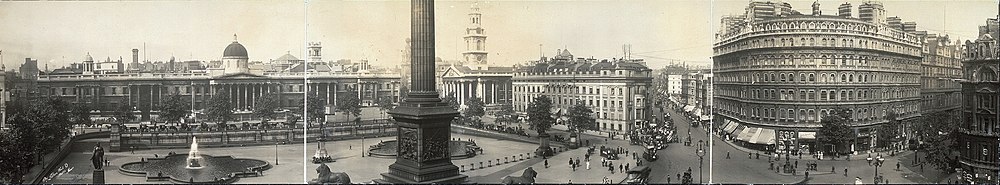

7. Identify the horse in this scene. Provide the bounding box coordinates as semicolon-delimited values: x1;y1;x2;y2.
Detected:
501;167;537;184
308;163;351;184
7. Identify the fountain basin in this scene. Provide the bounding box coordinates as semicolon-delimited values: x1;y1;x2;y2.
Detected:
119;154;270;183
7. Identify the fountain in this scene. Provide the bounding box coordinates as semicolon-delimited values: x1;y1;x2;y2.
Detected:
118;136;271;183
186;136;204;169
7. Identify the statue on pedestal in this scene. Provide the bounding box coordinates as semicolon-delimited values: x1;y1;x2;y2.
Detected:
91;144;105;170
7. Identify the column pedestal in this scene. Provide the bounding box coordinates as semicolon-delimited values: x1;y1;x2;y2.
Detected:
536;132;554;157
93;169;105;184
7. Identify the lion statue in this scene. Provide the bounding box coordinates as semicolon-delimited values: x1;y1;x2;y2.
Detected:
308;163;351;184
501;167;537;184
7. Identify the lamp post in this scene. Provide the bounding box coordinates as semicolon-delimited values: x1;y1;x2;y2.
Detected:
696;140;706;184
873;155;884;184
274;141;279;165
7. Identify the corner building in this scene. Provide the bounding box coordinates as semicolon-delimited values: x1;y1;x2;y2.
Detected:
957;18;999;184
513;49;652;133
714;1;923;154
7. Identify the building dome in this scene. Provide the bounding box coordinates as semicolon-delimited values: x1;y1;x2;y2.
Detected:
223;41;248;58
84;53;94;62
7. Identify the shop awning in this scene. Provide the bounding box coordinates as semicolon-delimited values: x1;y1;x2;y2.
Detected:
700;115;711;121
752;128;776;145
736;127;758;142
718;119;731;129
683;106;695;112
693;108;703;116
723;121;738;134
798;132;817;140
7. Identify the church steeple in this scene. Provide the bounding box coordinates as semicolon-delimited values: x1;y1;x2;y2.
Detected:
463;1;488;70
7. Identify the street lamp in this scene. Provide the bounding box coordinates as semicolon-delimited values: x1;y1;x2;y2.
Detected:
275;141;279;165
696;140;706;184
872;155;885;184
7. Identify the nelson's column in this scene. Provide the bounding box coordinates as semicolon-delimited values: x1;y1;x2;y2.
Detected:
378;0;468;183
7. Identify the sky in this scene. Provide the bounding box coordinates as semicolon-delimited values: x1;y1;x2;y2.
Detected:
0;0;996;71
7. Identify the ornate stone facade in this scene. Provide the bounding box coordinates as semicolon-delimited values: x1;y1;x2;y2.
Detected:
34;37;401;121
512;50;652;133
713;1;923;153
958;18;999;184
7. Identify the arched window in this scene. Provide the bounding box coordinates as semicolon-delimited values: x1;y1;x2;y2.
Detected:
977;67;998;82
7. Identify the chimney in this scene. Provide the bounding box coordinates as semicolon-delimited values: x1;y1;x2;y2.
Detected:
811;1;821;16
132;49;139;64
838;3;852;17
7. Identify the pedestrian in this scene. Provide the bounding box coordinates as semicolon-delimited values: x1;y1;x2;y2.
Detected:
625;163;629;171
667;177;671;184
844;168;848;176
805;171;809;179
576;158;581;168
677;173;681;181
586;160;591;170
609;165;615;174
569;158;573;168
727;151;731;159
544;159;549;168
795;161;798;168
756;153;760;159
749;153;753;159
619;164;624;173
896;162;900;170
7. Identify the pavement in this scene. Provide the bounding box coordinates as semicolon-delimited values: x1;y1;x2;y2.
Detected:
656;101;954;184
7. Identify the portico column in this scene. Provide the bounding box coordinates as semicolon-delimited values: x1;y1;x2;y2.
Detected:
492;81;497;104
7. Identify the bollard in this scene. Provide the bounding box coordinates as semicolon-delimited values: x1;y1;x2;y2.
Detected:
488;161;493;167
461;165;465;172
480;162;484;169
470;163;476;171
505;157;509;163
497;159;500;164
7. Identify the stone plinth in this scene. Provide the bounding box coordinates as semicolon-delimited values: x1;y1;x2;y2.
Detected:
93;169;105;184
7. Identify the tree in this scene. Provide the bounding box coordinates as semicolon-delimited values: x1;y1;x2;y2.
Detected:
335;91;362;122
399;85;410;100
464;96;485;119
916;111;960;172
0;98;73;183
0;129;34;183
876;111;902;149
205;90;234;129
527;96;555;135
376;97;395;119
306;93;328;135
252;94;280;122
70;103;93;127
567;104;598;134
818;108;853;154
159;94;189;124
114;98;136;125
494;103;516;125
442;94;460;111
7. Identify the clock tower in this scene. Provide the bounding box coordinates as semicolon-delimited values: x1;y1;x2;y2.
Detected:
463;2;488;70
